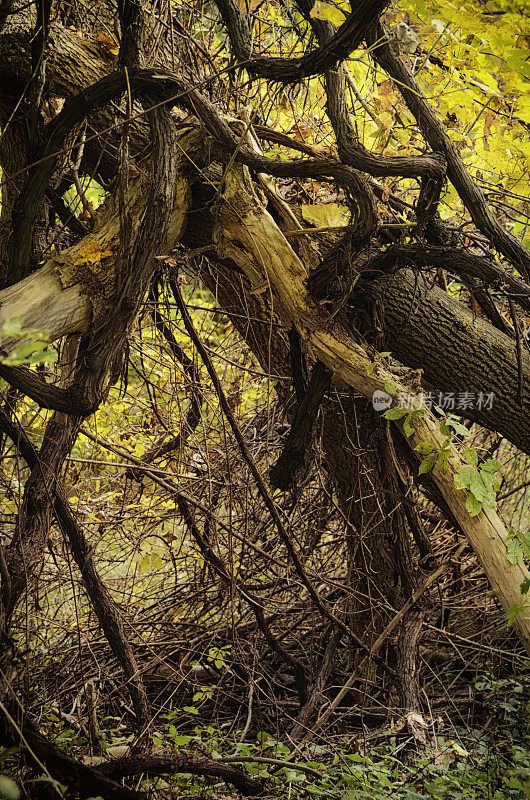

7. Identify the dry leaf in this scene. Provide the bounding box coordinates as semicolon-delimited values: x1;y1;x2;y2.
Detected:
96;32;119;57
301;203;348;228
75;240;114;266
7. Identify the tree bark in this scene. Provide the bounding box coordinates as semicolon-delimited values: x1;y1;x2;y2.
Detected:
0;15;527;451
2;203;528;456
370;269;530;455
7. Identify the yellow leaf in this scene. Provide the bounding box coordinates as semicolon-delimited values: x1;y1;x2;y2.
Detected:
301;203;349;228
139;553;163;573
447;739;469;758
310;1;346;28
517;95;530;123
96;32;119;58
74;240;114;266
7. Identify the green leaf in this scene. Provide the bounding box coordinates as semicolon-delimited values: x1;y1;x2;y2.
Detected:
0;776;20;800
382;407;407;420
468;472;489;502
507;538;524;565
403;415;414;438
507;603;526;626
2;339;55;367
419;452;438;474
439;419;451;438
482;493;497;509
282;768;306;782
384;381;397;396
415;442;436;455
465;493;483;516
464;447;478;467
481;458;502;473
14;341;48;357
446;417;469;436
520;577;530;595
438;448;450;473
27;350;57;366
479;470;496;494
454;465;476;490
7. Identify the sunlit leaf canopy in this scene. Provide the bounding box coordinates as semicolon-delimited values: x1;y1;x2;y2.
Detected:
176;0;529;247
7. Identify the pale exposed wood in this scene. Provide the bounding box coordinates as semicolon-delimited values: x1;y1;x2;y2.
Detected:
0;264;91;354
0;129;194;356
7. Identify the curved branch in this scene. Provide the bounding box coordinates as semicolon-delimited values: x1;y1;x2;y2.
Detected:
269;359;332;490
214;0;387;82
0;363;96;414
95;753;262;795
295;0;446;179
366;244;530;313
367;22;530;277
9;66;378;285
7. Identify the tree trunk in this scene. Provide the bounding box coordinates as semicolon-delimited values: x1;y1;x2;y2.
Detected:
371;270;530;455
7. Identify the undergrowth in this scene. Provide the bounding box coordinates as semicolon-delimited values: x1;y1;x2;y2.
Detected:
0;669;527;799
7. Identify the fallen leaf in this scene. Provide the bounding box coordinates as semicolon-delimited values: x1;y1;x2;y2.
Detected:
74;240;114;266
301;203;349;228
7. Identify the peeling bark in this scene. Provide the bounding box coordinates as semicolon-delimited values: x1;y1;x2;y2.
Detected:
0;263;91;353
0;128;195;355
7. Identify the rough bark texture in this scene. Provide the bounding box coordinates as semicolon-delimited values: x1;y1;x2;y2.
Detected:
371;270;530;454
